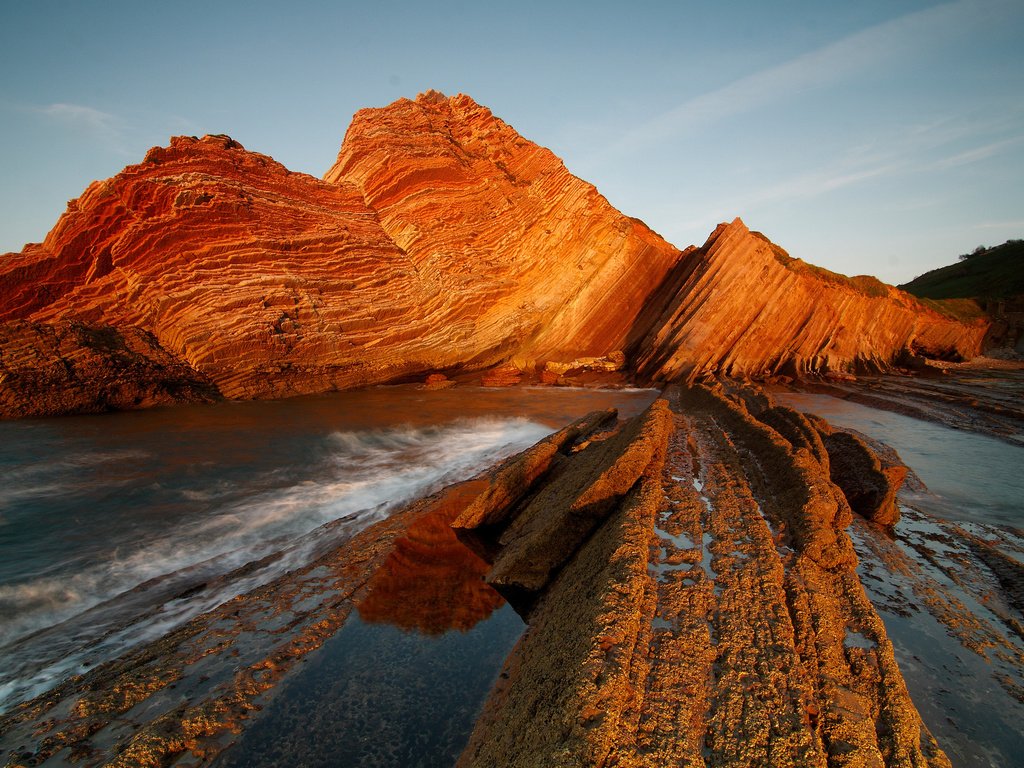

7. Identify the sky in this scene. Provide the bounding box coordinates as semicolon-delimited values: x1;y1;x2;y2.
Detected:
1;0;1021;284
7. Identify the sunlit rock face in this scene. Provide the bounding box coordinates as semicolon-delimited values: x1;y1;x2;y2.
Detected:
631;218;988;381
326;90;684;366
0;93;990;418
0;134;432;401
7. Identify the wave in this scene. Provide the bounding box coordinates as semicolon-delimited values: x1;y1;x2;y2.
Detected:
0;416;550;712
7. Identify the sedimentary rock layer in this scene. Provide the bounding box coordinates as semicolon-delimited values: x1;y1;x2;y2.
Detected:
0;134;451;403
631;219;988;381
0;92;990;417
0;319;218;418
326;90;684;365
459;390;949;767
0;391;970;766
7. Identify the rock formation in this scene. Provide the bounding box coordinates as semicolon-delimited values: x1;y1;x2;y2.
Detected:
0;92;990;418
0;320;217;418
0;134;435;404
454;391;949;767
630;219;988;382
1;393;952;766
326;90;683;366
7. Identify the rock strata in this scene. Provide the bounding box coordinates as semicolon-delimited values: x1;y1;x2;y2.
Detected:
327;92;684;367
820;430;906;529
458;391;949;767
631;219;988;381
0;319;219;418
0;94;990;418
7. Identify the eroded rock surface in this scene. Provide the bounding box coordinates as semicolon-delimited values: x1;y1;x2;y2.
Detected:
327;91;683;367
4;389;999;768
1;93;988;418
459;390;949;767
0;319;218;418
631;219;988;382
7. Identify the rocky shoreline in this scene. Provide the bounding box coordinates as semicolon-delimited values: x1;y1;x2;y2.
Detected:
7;378;1020;766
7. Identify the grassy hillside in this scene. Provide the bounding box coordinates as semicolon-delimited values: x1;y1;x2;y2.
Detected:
900;239;1024;300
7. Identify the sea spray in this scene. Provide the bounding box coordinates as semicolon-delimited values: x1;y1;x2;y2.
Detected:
0;417;549;711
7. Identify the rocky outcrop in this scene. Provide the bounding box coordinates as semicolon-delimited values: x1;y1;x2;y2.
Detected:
0;134;434;402
0;319;218;418
456;401;672;612
0;94;989;418
1;95;683;417
326;91;684;367
0;392;958;766
457;389;950;767
631;219;989;382
819;430;907;529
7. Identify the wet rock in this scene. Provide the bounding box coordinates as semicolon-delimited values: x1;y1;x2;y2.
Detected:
457;400;672;611
0;319;219;418
822;431;906;529
480;365;523;387
452;408;618;561
460;384;949;767
421;372;456;390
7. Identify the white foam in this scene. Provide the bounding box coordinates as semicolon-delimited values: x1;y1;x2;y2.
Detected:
0;416;550;712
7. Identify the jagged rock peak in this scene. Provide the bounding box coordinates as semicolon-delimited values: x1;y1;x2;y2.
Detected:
630;217;987;381
327;91;683;364
416;88;450;104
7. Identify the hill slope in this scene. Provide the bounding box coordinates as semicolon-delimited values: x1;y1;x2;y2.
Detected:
900;240;1024;300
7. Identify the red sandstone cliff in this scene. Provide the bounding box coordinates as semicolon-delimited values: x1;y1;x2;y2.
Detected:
630;218;988;381
0;92;990;418
326;90;684;365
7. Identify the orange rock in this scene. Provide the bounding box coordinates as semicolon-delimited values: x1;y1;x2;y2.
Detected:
631;218;988;381
0;95;990;418
326;91;684;366
0;135;429;402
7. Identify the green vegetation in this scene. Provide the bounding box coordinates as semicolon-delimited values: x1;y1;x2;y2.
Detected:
900;239;1024;300
754;231;890;299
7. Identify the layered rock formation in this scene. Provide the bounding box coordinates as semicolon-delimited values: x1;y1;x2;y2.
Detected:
0;320;217;418
455;390;949;767
630;219;988;382
0;134;435;403
326;90;683;365
13;389;1019;765
0;92;989;418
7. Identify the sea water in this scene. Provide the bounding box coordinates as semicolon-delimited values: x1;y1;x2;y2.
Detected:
776;391;1024;527
0;385;658;714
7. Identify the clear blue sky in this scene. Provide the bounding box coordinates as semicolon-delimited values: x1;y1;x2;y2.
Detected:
1;0;1021;284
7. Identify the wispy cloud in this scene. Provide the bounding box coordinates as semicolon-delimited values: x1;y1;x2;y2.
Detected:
931;135;1024;170
602;0;1006;160
32;102;132;155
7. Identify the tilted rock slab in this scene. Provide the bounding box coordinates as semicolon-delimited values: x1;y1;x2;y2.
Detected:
458;391;950;767
631;218;988;381
326;90;684;366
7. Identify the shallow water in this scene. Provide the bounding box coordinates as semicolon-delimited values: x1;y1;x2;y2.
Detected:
775;392;1024;527
777;390;1024;765
0;385;657;714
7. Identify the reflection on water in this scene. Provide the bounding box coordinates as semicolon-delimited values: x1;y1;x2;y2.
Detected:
216;489;523;768
0;384;656;714
775;391;1024;527
358;485;505;635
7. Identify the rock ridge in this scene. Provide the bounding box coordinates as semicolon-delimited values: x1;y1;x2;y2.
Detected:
0;94;991;418
630;218;988;382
